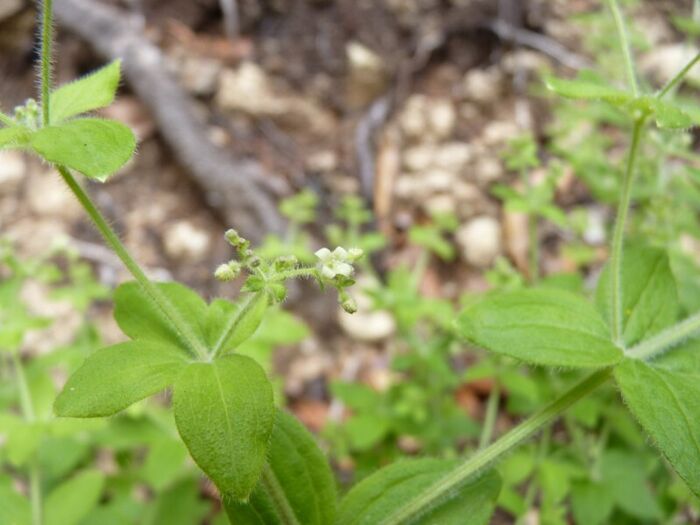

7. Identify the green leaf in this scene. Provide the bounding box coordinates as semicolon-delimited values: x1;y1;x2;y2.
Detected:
571;481;614;525
45;470;105;525
545;77;631;103
600;449;662;520
457;288;623;368
54;341;189;417
0;126;30;149
149;477;209;525
30;118;136;181
628;96;695;129
50;61;122;124
141;438;188;491
0;479;30;525
596;245;678;347
206;293;269;355
225;410;337;525
337;460;500;525
114;281;208;353
615;358;700;497
173;354;274;500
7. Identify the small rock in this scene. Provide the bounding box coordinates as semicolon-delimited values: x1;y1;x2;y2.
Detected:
217;61;334;135
424;169;456;192
339;275;396;342
306;150;338;172
422;193;456;216
179;55;222;96
474;157;504;185
640;44;700;87
217;61;285;116
434;142;472;172
28;171;81;219
163;221;211;261
394;174;420;199
482;120;521;146
456;216;502;268
462;67;503;103
403;144;435;172
0;150;25;191
427;98;456;139
399;95;429;139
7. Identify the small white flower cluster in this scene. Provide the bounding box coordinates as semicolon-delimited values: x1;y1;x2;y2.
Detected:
314;247;363;280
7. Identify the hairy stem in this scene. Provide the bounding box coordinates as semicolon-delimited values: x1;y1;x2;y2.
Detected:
657;51;700;99
608;0;638;97
57;166;208;359
610;119;644;346
12;351;42;525
628;309;700;360
478;383;500;450
382;369;611;525
261;465;300;525
40;0;53;126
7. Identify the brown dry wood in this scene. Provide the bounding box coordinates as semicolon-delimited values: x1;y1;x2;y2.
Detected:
54;0;286;241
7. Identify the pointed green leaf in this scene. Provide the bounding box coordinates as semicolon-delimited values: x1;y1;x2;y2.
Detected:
50;60;122;124
30;118;135;181
54;341;189;417
628;96;695;129
206;293;269;355
45;470;105;525
545;77;632;103
596;245;678;347
0;126;30;149
337;460;500;525
650;99;694;129
615;358;700;497
173;354;274;500
225;409;337;525
457;289;623;368
114;281;208;352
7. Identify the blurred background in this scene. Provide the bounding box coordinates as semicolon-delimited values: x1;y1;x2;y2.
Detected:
2;0;700;523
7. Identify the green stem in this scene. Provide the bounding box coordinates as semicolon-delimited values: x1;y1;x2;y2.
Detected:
12;351;42;525
261;465;300;525
608;0;639;97
478;383;500;450
382;369;612;525
609;119;644;346
516;427;551;525
40;0;53;126
657;51;700;99
628;309;700;360
212;291;264;358
57;166;208;359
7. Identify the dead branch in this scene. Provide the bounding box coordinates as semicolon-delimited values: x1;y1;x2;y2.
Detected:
54;0;286;242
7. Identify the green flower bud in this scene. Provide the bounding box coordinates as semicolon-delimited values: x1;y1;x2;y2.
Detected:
214;261;241;281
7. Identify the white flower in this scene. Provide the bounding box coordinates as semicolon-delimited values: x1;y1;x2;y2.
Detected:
315;247;356;279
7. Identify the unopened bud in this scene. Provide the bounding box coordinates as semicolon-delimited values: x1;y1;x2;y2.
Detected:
214;261;241;281
225;229;242;246
341;296;358;314
274;255;298;271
